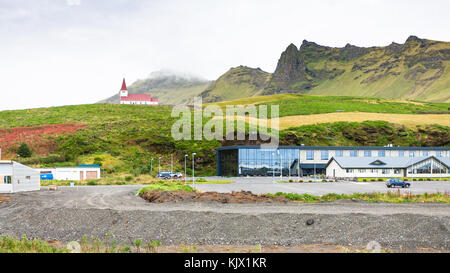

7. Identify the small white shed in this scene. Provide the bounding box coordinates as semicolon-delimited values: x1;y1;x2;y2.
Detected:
0;161;40;193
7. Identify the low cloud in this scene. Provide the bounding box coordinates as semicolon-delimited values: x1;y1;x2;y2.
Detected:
67;0;81;6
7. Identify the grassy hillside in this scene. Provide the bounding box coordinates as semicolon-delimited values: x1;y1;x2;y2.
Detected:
200;66;271;102
252;95;450;117
0;95;449;176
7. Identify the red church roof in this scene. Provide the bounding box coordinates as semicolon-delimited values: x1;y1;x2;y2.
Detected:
120;94;156;102
120;78;127;91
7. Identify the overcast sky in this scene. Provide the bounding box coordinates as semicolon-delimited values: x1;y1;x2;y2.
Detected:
1;0;449;110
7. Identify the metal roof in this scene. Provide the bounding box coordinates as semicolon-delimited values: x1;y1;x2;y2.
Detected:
216;145;450;151
328;156;450;169
120;94;155;102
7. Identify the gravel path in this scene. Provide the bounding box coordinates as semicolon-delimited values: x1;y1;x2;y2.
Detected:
0;186;449;251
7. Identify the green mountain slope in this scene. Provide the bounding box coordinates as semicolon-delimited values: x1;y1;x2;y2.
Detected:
200;66;271;102
99;71;211;105
264;36;450;102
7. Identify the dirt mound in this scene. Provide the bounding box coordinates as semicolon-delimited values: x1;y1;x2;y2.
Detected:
140;190;289;204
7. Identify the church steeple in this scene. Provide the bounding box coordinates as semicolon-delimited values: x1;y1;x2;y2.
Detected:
119;78;128;97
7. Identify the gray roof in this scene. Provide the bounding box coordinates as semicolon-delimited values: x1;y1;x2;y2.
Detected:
217;145;450;151
329;156;450;169
441;157;450;167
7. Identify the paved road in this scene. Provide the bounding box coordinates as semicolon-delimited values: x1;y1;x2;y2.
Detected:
193;177;450;195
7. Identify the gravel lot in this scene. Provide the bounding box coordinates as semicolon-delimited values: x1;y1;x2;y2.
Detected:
0;186;449;251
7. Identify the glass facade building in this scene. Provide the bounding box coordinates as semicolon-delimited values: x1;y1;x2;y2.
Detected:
216;146;450;177
237;148;299;176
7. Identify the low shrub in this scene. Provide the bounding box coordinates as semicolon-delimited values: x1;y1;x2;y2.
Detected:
87;180;98;186
125;176;133;182
195;178;207;182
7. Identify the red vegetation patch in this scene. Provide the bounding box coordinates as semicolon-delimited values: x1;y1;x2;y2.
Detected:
0;123;86;157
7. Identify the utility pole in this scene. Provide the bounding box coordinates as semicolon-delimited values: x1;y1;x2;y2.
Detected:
171;154;173;184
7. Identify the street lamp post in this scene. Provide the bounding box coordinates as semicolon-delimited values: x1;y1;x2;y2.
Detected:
184;154;188;183
171;154;173;184
192;152;196;186
150;158;153;176
158;157;162;174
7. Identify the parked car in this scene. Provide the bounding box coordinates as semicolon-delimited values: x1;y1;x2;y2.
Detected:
157;171;171;179
171;172;183;178
157;171;182;179
386;179;410;188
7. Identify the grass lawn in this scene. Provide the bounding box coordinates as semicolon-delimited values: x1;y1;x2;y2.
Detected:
186;179;234;184
268;191;450;203
136;181;195;195
278;180;330;183
0;234;163;253
357;177;450;182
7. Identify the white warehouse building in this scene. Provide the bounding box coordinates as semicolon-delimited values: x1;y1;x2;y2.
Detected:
36;165;101;181
0;161;40;193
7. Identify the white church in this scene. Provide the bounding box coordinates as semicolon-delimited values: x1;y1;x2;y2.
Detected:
119;78;158;105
